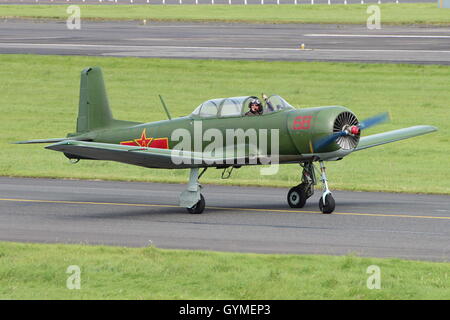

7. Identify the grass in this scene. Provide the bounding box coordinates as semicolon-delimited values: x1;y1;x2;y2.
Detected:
0;241;449;299
0;4;450;26
1;54;449;194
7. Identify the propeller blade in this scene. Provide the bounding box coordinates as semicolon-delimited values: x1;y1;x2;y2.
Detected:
359;112;390;130
313;131;347;151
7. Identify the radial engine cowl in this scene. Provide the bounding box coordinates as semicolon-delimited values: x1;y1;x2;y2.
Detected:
333;111;361;150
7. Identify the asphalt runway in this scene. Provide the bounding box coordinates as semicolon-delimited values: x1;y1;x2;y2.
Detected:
0;177;449;261
1;19;450;64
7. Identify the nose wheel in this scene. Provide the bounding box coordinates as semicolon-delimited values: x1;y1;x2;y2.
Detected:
319;193;335;214
318;161;335;214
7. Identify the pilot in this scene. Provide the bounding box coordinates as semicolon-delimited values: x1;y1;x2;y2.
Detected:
245;98;263;116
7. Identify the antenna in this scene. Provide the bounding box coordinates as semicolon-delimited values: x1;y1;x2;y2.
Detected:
158;95;172;121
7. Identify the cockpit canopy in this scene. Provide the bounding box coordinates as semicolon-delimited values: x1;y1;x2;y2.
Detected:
190;95;295;119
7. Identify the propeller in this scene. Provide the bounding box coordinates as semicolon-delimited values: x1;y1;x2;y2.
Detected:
313;112;389;151
359;112;390;131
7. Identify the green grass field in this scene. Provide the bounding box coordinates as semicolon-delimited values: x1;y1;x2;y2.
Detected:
1;54;449;194
0;241;449;299
1;4;450;25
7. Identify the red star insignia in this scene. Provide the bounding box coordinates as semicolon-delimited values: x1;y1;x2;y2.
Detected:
120;129;152;147
134;129;152;147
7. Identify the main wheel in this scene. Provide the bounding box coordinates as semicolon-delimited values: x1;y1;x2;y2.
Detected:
287;186;307;208
187;194;205;214
319;194;335;214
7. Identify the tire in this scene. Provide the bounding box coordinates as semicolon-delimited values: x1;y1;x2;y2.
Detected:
287;186;307;208
319;194;335;214
187;194;205;214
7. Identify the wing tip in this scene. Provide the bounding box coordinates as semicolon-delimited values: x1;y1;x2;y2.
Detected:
413;125;438;134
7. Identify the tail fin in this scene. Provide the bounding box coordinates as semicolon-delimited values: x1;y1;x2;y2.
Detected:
76;67;114;133
14;67;141;145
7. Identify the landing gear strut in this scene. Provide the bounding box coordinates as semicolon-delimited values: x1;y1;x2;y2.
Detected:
180;168;206;214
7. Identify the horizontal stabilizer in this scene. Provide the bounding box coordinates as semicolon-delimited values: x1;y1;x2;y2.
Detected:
13;138;70;145
355;125;437;151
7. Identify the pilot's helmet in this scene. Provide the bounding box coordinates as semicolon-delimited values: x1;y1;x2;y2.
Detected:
249;98;262;111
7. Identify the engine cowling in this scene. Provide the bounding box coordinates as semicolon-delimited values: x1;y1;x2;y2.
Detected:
287;106;360;154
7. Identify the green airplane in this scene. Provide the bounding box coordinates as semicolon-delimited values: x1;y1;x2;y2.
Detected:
16;67;438;214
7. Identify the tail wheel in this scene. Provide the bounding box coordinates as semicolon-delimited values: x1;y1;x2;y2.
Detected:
287;186;307;208
319;194;335;214
187;194;205;214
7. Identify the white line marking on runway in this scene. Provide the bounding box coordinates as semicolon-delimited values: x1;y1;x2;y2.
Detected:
304;34;450;39
0;36;64;40
2;43;450;54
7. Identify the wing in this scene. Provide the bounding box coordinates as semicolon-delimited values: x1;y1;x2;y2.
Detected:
355;125;437;151
45;140;247;169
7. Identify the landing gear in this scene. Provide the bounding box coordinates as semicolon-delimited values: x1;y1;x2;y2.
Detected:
287;162;315;209
287;185;307;208
180;168;206;214
187;194;205;214
318;161;335;214
287;161;336;214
